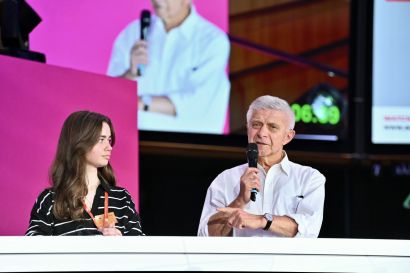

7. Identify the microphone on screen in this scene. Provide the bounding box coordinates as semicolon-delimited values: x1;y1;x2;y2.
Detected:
246;143;259;202
137;9;151;76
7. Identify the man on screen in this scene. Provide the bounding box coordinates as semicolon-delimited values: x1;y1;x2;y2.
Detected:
107;0;230;134
198;95;326;237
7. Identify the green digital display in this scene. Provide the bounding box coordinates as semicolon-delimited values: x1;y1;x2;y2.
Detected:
291;103;341;125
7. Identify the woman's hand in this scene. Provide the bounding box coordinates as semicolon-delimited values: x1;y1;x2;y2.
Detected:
98;222;122;236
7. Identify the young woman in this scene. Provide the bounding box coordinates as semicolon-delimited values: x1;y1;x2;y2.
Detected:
26;111;144;236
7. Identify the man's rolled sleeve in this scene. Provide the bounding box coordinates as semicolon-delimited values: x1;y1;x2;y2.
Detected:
287;172;326;237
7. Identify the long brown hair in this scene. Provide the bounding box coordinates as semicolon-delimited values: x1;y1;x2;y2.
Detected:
51;111;117;220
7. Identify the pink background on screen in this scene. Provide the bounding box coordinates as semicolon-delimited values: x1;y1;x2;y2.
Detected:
27;0;228;75
0;55;139;235
27;0;230;134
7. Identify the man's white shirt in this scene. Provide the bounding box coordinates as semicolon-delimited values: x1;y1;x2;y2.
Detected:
198;153;326;237
107;6;230;134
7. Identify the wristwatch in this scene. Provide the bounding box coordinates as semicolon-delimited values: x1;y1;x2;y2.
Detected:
141;95;152;111
263;213;273;231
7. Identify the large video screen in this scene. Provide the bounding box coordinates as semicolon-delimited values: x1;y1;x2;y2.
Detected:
27;0;229;135
371;0;410;144
27;0;350;144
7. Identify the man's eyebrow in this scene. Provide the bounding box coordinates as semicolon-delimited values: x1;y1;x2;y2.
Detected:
268;122;282;127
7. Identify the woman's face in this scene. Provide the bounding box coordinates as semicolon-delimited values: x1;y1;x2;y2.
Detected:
85;122;112;169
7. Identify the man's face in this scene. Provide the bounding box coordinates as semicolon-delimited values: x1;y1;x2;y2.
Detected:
151;0;189;21
247;109;295;159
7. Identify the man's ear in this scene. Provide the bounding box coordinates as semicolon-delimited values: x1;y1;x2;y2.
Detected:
283;129;295;146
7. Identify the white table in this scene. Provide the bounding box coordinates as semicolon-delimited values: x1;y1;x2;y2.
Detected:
0;236;409;272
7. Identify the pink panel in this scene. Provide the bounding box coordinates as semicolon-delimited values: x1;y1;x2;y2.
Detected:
0;55;138;235
27;0;228;75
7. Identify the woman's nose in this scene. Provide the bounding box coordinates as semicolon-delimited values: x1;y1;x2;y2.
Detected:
105;141;113;150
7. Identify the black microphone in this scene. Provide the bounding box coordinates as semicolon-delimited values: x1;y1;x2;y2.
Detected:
246;143;258;202
137;9;151;76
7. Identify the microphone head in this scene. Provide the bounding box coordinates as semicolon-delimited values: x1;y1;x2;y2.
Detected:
140;10;151;40
246;143;258;168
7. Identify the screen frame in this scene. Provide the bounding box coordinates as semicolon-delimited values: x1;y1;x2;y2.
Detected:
363;0;410;155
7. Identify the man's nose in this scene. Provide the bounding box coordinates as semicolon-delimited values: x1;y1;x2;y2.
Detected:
257;124;269;136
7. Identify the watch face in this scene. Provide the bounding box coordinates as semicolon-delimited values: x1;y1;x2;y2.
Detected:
264;213;273;221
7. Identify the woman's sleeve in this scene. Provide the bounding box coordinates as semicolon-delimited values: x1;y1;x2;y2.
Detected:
121;190;145;236
25;190;54;236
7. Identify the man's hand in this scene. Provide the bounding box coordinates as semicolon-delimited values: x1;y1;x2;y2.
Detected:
217;207;265;230
234;167;261;207
130;40;148;74
208;167;262;236
122;40;149;79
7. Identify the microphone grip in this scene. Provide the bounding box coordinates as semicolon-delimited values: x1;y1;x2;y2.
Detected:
250;188;258;202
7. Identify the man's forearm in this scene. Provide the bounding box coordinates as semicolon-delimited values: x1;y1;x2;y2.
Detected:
267;215;298;237
138;96;176;116
207;212;232;236
207;197;246;236
150;96;176;116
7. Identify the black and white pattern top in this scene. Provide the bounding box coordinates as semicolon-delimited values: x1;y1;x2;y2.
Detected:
25;184;144;236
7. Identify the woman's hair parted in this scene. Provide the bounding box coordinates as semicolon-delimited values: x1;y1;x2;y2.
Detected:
51;111;116;220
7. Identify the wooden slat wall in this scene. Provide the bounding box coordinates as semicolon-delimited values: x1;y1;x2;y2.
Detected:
229;0;301;16
229;0;350;72
228;0;350;133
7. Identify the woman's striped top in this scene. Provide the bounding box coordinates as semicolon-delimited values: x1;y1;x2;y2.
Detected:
25;184;144;236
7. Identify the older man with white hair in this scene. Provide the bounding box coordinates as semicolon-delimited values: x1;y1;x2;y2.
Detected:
198;95;326;237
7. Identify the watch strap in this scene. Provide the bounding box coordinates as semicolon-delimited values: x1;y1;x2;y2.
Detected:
141;95;152;111
263;213;273;231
